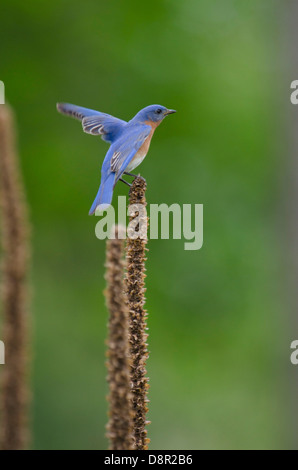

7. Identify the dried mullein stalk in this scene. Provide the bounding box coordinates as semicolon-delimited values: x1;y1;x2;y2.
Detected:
126;176;150;450
105;224;134;450
0;104;31;450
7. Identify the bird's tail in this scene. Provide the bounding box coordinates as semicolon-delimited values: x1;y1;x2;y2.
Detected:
89;172;116;215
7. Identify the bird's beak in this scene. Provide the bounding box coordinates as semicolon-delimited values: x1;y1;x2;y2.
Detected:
165;109;176;115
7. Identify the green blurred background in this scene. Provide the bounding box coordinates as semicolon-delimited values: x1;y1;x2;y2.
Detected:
0;0;292;449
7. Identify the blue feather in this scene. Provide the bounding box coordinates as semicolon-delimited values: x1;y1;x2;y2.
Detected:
89;172;116;215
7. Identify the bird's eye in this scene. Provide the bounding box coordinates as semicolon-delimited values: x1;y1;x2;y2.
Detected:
156;108;162;114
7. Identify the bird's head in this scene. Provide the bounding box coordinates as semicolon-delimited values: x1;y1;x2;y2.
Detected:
135;105;176;125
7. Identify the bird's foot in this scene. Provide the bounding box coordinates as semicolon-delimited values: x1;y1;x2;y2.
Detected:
119;178;131;187
124;171;138;178
124;171;146;183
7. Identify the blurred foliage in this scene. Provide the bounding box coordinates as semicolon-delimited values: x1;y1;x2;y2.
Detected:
0;0;289;449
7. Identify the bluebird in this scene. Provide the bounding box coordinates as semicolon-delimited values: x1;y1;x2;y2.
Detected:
56;103;176;214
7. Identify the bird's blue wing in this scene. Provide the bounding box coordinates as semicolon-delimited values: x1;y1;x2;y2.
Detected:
82;115;126;143
108;124;151;182
57;102;102;120
56;102;126;143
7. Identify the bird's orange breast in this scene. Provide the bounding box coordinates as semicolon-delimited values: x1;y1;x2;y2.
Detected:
135;120;160;158
138;129;154;156
128;120;160;171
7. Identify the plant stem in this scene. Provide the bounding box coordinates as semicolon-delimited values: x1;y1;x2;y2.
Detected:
0;104;31;450
126;176;150;450
105;225;134;450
